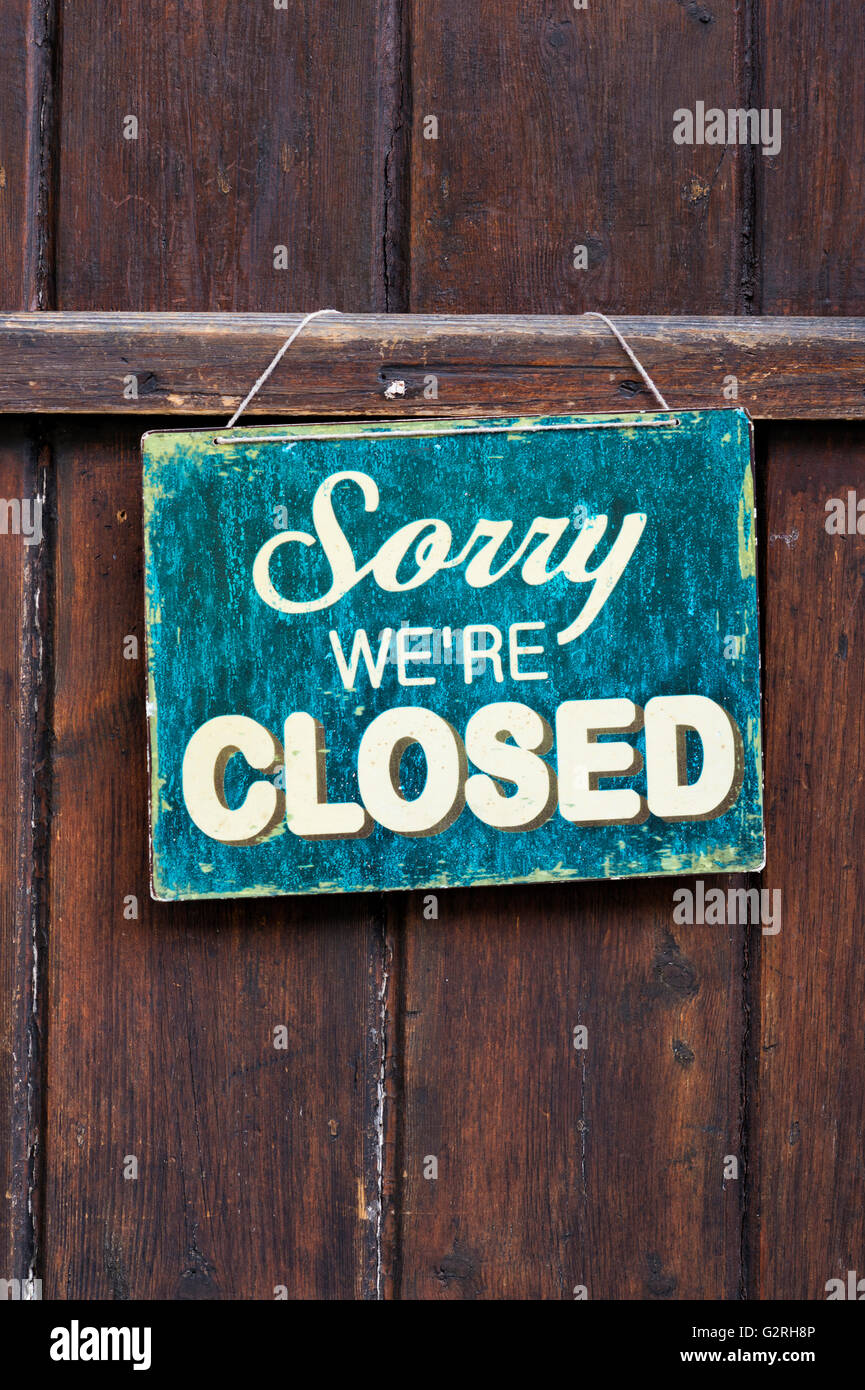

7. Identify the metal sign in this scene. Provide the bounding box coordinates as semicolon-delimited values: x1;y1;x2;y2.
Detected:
142;409;763;900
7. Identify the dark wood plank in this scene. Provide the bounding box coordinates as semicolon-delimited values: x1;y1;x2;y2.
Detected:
391;0;759;1288
759;2;865;313
0;2;33;304
42;0;398;1299
1;0;859;1307
753;423;865;1298
57;0;386;312
408;0;743;313
0;427;48;1296
42;422;383;1298
0;2;58;309
0;0;57;1295
1;313;864;419
393;880;746;1299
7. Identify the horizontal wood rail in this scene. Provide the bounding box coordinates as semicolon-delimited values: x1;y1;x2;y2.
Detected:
0;313;863;419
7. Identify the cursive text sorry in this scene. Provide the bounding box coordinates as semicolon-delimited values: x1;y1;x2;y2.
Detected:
252;470;646;645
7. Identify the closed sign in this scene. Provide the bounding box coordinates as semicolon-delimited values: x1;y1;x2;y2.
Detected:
142;409;763;900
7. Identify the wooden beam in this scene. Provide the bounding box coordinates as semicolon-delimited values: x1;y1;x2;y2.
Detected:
0;313;863;419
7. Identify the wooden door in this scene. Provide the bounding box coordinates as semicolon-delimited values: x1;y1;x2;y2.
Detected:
1;0;864;1301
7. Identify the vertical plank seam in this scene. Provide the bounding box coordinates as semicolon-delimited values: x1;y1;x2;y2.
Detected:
378;900;405;1299
362;902;383;1297
371;0;411;1300
376;0;412;312
740;423;770;1298
373;917;390;1297
10;0;60;1289
737;902;754;1298
733;0;764;1297
10;436;55;1290
363;900;405;1301
734;0;762;314
24;1;60;310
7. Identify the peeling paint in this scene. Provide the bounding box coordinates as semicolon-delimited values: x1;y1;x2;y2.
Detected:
143;408;763;900
738;459;757;579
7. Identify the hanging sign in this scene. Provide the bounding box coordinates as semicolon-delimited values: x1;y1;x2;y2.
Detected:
142;409;763;900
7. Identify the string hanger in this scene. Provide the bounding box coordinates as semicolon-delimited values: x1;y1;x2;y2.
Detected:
224;307;342;429
216;306;675;443
582;312;671;411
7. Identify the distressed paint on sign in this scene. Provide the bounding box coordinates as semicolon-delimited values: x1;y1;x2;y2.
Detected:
142;409;764;900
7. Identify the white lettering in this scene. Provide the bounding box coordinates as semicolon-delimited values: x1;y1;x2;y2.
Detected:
252;472;644;644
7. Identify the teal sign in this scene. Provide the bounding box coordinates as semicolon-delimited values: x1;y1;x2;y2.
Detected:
143;409;763;901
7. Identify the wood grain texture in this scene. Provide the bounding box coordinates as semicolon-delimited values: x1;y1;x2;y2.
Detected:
42;422;385;1298
0;0;56;1301
0;313;863;418
0;429;48;1292
392;880;746;1299
0;0;862;1305
0;2;33;304
57;0;385;311
758;3;865;313
0;2;58;309
29;0;398;1300
753;424;865;1298
408;0;743;313
388;0;756;1298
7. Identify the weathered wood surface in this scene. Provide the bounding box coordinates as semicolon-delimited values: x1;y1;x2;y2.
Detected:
57;1;389;312
2;0;396;1303
745;0;865;1299
0;0;56;1304
0;430;47;1294
0;314;864;419
383;0;751;1302
1;0;864;1303
396;882;747;1299
408;0;745;314
753;424;865;1298
759;3;865;314
0;2;57;309
42;424;386;1299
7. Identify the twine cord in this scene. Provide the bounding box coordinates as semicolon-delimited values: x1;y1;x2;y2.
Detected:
218;306;674;440
582;311;671;411
224;307;342;429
